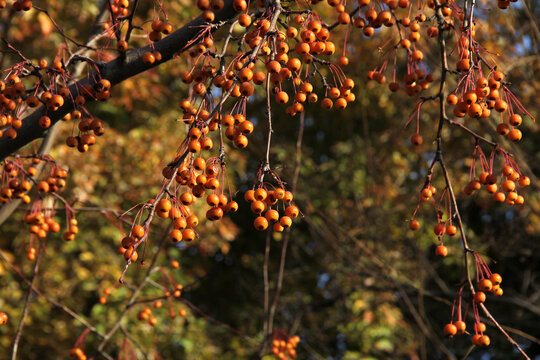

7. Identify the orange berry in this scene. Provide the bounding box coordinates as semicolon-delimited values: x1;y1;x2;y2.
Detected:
254;216;269;231
474;322;487;333
509;114;522;126
435;245;448;257
518;176;530;187
446;225;457;236
279;216;292;228
489;273;502;286
433;223;446;236
182;228;196;242
170;229;183;242
410;134;423;146
143;52;155;64
474;291;486;303
254;188;268;201
409;219;420;230
455;320;466;335
443;323;457;337
479;335;490;347
285;205;299;219
508;129;522;141
478;279;493;292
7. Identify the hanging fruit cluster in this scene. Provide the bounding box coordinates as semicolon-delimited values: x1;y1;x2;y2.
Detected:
119;150;238;266
443;253;505;346
1;155;77;260
134;284;186;326
447;60;532;144
463;147;530;205
0;61;107;150
271;331;300;360
96;279;187;328
245;186;298;232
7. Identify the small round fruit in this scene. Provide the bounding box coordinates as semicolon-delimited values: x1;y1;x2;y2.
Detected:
410;134;423;146
455;320;466;335
124;248;138;262
131;225;145;238
182;228;196;242
446;225;457;236
254;188;268;201
285;205;299;219
409;219;420;230
474;291;486;304
478;279;493;292
279;216;292;228
443;323;457;337
0;312;8;325
479;335;490;347
433;223;446;236
508;129;522;141
435;245;448;257
170;229;183;243
254;216;269;231
489;273;502;286
474;322;486;333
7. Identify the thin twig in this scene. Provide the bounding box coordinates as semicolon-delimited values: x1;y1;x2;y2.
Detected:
92;231;169;357
0;250;104;338
260;230;272;357
11;246;43;360
265;111;304;348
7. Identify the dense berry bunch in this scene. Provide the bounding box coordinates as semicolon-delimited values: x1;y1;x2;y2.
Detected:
271;331;300;359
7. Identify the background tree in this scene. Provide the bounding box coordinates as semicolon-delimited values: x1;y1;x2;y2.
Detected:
0;0;539;359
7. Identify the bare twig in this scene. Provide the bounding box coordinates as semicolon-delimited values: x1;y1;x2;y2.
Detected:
92;231;169;357
265;110;304;351
11;246;42;360
0;249;105;338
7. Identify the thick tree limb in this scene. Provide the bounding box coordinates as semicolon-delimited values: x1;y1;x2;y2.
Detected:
0;1;236;161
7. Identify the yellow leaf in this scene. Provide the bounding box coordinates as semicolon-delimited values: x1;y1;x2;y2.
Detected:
38;12;54;37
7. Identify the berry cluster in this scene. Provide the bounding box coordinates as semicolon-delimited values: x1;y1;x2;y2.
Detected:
0;65;107;151
1;156;77;258
245;186;298;232
443;255;504;347
135;285;186;326
464;147;530;205
271;332;300;359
